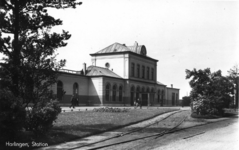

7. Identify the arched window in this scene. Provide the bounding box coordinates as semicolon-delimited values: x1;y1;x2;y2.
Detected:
73;82;78;95
106;84;110;101
151;88;154;93
57;80;63;101
161;90;164;100
136;86;140;99
151;88;155;103
119;86;123;101
142;87;145;93
112;84;117;101
158;90;161;102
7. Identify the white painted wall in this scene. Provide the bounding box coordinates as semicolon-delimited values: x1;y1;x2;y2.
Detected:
91;54;129;79
55;73;89;96
88;77;103;96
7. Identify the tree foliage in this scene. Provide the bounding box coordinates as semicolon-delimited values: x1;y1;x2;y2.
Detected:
0;0;82;135
0;89;26;138
186;68;234;115
0;0;82;106
227;65;239;108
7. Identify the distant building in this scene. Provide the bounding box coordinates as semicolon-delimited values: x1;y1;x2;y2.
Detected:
52;42;180;106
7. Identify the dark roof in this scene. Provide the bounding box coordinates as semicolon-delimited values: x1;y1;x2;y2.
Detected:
127;45;146;55
86;65;122;78
94;43;131;54
95;42;146;55
91;42;157;62
157;81;166;86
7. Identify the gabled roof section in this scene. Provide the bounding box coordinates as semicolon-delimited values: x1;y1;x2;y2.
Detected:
90;42;158;62
92;42;147;56
94;43;131;54
86;65;122;78
157;81;166;86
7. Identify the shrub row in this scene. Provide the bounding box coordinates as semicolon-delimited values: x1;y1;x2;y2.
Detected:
0;89;61;139
93;107;130;113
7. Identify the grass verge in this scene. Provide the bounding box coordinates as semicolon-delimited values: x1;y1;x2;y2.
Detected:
1;107;178;149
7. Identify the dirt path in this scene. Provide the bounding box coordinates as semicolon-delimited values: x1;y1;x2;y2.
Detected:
153;119;239;150
105;115;238;150
38;109;237;150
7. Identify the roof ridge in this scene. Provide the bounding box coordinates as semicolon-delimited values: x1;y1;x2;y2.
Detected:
88;65;109;70
86;65;122;78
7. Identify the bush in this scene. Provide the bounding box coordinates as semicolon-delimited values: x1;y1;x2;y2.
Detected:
25;99;61;136
192;95;224;116
0;90;26;138
93;107;129;113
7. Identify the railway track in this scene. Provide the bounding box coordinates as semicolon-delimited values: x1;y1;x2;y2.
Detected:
69;110;188;150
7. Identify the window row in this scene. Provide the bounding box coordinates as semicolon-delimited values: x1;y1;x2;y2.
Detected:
131;63;154;80
130;86;156;93
57;80;79;100
105;84;123;102
130;86;165;94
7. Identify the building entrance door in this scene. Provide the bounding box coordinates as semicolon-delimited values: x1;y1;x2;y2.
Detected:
142;94;148;106
131;92;134;106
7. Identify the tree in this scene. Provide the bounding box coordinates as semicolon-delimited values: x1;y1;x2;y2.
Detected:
227;65;239;108
186;68;234;115
0;0;82;106
0;0;82;135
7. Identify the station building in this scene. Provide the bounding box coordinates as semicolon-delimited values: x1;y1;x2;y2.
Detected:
52;42;180;106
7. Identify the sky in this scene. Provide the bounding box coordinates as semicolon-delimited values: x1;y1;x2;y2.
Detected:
2;0;238;99
49;0;239;99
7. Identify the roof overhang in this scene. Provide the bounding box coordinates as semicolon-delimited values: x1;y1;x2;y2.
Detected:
90;51;158;62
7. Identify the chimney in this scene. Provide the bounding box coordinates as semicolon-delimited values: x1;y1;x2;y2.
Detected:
171;84;173;88
83;63;86;75
134;41;138;50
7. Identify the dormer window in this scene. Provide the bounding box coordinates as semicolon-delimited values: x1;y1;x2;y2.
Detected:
140;45;147;56
105;62;110;68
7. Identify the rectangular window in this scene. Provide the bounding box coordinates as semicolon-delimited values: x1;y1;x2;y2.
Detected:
131;63;135;77
151;68;154;80
147;67;150;79
142;66;145;78
137;64;140;78
172;93;175;105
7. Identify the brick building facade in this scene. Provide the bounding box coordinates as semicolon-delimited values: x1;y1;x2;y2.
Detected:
52;42;180;106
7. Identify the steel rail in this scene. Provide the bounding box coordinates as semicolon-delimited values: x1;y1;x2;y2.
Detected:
86;116;187;150
69;111;187;150
69;110;184;150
